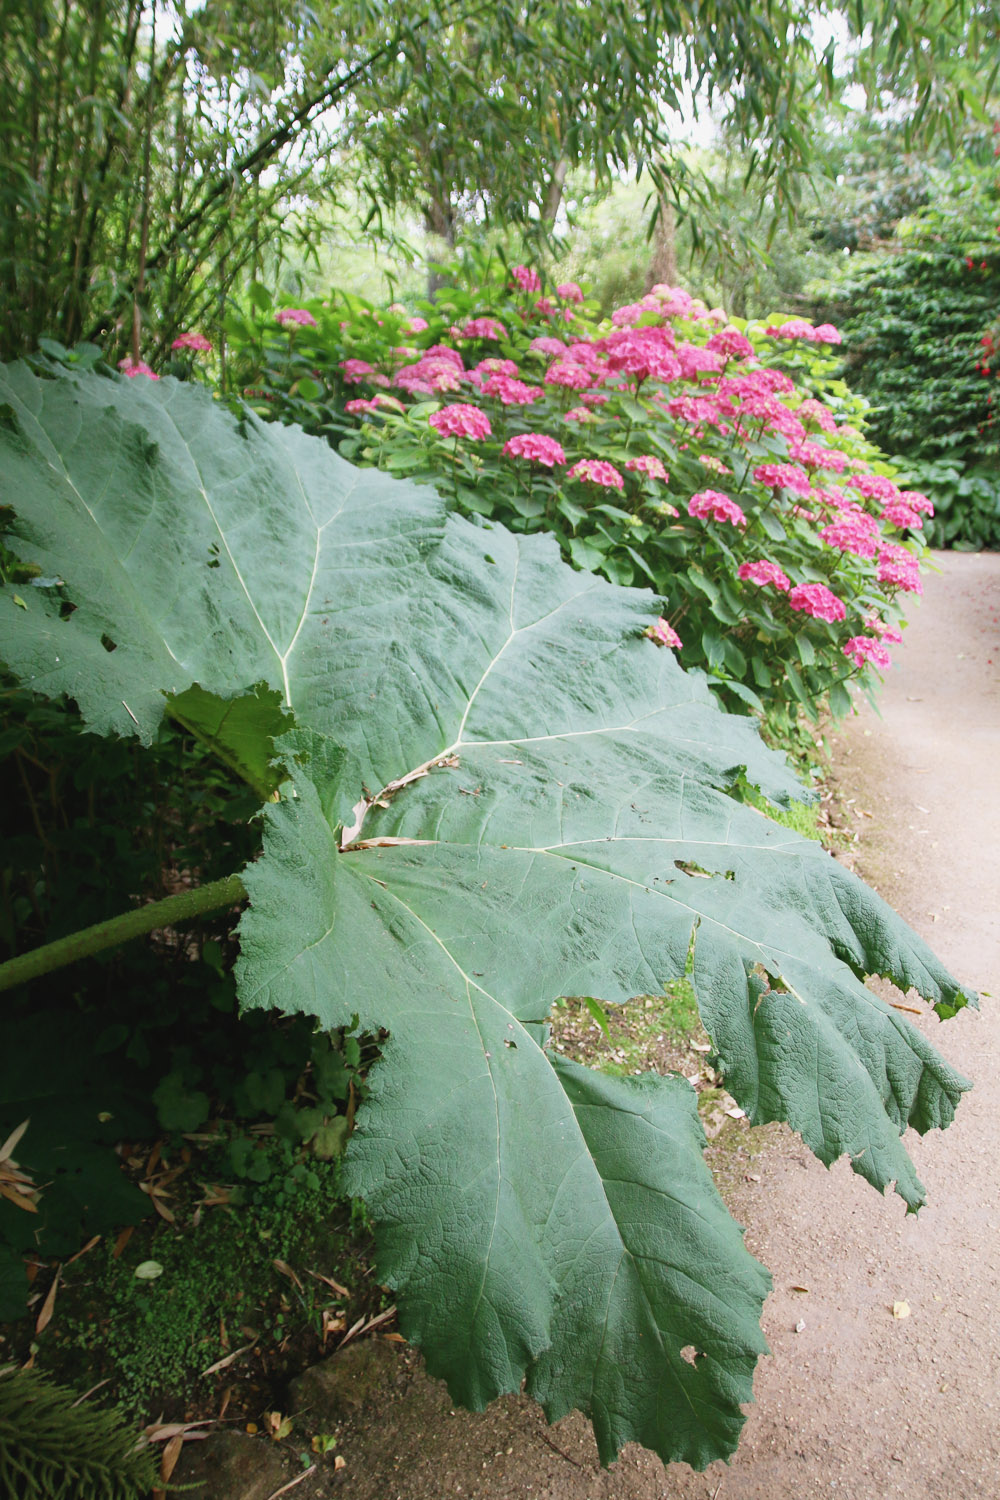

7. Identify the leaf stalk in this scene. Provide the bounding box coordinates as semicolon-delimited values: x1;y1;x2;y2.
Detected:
0;874;247;994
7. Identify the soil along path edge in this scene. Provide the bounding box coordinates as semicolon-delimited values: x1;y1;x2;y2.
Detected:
177;552;1000;1500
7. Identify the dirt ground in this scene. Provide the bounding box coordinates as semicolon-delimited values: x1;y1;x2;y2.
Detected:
185;551;1000;1500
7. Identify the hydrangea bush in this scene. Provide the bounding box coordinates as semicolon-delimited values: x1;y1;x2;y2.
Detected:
225;270;931;739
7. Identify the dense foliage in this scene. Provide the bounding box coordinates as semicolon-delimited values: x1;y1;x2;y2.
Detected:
223;263;930;741
0;366;973;1468
2;0;990;366
832;160;1000;547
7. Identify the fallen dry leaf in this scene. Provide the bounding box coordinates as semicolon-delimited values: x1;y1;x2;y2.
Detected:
65;1234;101;1266
113;1225;135;1258
35;1267;60;1334
272;1258;304;1292
160;1433;184;1483
201;1340;257;1378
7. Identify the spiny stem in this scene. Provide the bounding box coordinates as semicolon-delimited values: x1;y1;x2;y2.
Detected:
0;873;247;993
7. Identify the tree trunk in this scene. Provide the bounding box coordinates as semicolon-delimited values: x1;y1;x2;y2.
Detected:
424;192;456;299
542;158;568;225
645;198;679;291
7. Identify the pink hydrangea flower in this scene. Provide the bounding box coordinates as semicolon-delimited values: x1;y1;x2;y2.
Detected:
579;390;609;406
865;615;904;644
545;362;592;390
171;331;212;352
843;635;893;671
511;265;542;293
880;500;925;530
876;544;922;593
118;358;159;379
502;433;567;467
563;406;593;423
624;455;669;481
395;355;464;395
813;323;843;344
738;559;791;591
482;374;544;406
424;344;465;366
674;342;725;379
705;327;755;361
529;336;567;356
405;316;429;333
568;459;624;489
603;327;681;385
646;617;682;648
688;489;746;526
428;404;492;440
459;317;508;341
766;318;818;340
790;441;847;474
275;307;318;328
797;398;838;433
736;394;805;445
698;454;732;473
556;282;584;303
788;583;846;622
345;397;381;415
342;357;390;387
898;490;934;516
753;462;812;497
472;357;519;380
645;285;694;318
819;515;880;560
848;473;900;503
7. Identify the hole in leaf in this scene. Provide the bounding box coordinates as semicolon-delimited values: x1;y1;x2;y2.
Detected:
680;1345;703;1366
100;634;117;652
503;1038;517;1049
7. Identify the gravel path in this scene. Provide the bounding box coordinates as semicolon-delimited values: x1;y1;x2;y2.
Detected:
232;551;1000;1500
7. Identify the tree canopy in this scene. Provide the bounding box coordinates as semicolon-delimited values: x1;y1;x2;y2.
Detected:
0;0;994;363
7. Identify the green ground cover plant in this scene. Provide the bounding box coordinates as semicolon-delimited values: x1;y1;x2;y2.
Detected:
0;365;975;1470
221;260;930;746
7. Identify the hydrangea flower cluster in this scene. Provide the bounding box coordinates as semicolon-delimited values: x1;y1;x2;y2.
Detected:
753;463;812;497
645;617;683;648
568;459;624;489
240;268;927;712
171;331;212;352
459;317;508;342
738;559;791;591
766;319;842;344
118;358;159;379
502;433;567;467
788;583;847;622
843;635;893;671
688;490;746;526
624;455;669;481
275;307;318;328
428;404;492;440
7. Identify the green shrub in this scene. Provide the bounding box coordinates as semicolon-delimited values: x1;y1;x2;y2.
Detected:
222;258;929;747
831;163;1000;547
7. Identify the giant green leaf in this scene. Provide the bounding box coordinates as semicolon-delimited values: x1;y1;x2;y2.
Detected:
0;368;976;1469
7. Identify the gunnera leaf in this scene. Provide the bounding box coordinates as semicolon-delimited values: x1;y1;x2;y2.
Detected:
0;367;976;1469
